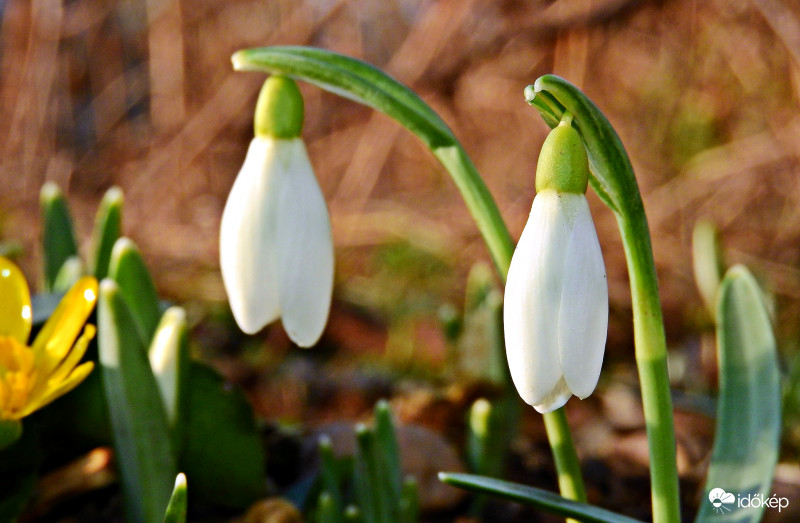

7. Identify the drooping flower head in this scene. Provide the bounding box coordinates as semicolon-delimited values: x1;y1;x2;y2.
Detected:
220;76;334;347
0;256;97;446
504;117;608;413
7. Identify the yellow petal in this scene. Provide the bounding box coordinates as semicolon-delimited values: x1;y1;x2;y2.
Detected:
18;361;93;418
28;324;95;407
0;257;32;344
32;277;98;371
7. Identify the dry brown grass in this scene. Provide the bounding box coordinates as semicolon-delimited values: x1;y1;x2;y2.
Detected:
2;0;800;356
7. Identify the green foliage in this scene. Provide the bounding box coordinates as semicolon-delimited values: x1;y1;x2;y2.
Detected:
148;307;190;453
439;473;642;523
449;262;507;386
39;184;123;291
163;473;188;523
313;401;418;523
697;266;781;523
40;183;79;292
692;220;726;320
108;237;162;346
91;187;124;281
98;279;177;523
181;362;266;508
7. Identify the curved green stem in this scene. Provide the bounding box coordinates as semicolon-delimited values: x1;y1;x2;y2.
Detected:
232;46;586;508
527;76;679;523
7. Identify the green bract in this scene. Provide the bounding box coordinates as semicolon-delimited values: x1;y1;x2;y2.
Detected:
254;75;304;139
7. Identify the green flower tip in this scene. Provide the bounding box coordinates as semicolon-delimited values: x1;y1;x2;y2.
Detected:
254;75;304;139
534;118;589;195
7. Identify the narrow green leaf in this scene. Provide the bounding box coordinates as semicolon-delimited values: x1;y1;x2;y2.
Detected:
163;473;187;523
98;279;177;523
91;186;124;281
108;237;161;345
354;424;390;523
315;492;342;523
373;400;402;501
439;473;643;523
181;362;266;508
692;220;726;320
40;183;79;291
148;307;190;457
318;436;344;515
398;477;418;523
456;262;508;385
467;399;495;476
696;265;781;523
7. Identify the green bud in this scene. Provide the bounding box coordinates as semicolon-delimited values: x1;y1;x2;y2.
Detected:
534;118;589;194
254;75;304;139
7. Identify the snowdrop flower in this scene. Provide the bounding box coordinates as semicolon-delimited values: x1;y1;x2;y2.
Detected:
504;117;608;413
220;76;334;347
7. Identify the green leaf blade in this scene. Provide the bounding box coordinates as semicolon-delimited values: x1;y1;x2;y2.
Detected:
108;237;162;345
696;265;781;523
439;472;642;523
98;279;177;523
148;306;190;456
40;183;79;291
163;473;188;523
181;362;266;509
91;186;124;281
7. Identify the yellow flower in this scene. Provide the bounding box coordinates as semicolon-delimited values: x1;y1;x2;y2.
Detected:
0;256;97;422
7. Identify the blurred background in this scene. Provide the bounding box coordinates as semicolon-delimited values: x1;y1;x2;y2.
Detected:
2;0;800;517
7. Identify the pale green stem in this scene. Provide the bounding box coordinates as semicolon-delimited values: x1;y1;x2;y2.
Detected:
544;409;587;523
619;212;679;523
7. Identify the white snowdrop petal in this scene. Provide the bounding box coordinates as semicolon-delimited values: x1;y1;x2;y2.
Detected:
504;190;570;407
557;195;608;399
533;377;572;414
275;140;334;348
220;137;281;334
